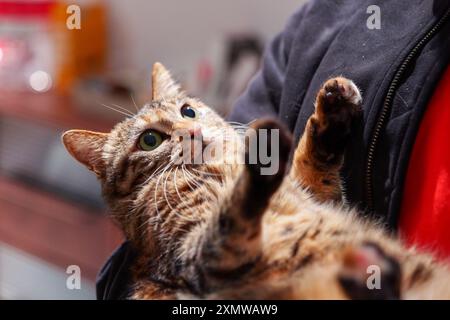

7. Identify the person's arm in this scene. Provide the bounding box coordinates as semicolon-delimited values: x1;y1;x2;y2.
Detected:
228;6;306;124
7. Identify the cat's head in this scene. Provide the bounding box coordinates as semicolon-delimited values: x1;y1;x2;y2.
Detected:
62;63;243;245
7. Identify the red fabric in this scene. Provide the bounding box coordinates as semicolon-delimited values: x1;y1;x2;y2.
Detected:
0;1;54;18
399;65;450;260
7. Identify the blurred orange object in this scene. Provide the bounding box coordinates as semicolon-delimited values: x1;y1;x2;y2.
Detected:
51;1;107;94
0;0;106;95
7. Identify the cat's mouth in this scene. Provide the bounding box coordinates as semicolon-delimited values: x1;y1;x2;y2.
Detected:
172;129;243;167
173;135;210;165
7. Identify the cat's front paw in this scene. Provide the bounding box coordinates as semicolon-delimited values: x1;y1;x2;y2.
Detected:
319;77;362;113
338;242;401;300
314;77;362;134
308;77;362;165
247;118;293;178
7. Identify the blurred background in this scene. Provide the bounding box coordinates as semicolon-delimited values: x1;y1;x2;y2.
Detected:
0;0;302;299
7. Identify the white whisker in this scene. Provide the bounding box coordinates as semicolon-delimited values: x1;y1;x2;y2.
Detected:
141;162;168;186
130;93;140;113
183;168;203;189
152;162;172;229
163;167;175;211
181;165;196;192
173;166;184;202
111;103;136;115
99;103;134;118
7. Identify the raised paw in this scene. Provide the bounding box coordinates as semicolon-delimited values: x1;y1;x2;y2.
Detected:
246;118;293;178
288;78;362;203
314;77;362;132
318;77;362;114
239;118;293;219
308;77;362;165
338;242;401;300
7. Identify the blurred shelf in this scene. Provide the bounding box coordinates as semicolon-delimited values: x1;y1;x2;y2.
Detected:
0;176;123;281
0;90;115;132
0;90;123;282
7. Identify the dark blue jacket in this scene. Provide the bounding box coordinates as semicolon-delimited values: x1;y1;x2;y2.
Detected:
97;0;450;299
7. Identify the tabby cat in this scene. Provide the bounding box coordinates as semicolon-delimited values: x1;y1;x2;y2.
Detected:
62;63;450;299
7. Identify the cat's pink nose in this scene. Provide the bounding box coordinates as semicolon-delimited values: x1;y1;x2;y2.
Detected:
188;125;202;138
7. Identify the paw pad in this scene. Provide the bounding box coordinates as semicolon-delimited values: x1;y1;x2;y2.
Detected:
323;77;362;107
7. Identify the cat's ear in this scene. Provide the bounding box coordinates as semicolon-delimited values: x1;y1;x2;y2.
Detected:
62;130;108;176
152;62;182;100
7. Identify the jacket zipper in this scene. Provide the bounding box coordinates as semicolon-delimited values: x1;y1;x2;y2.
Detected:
364;8;450;213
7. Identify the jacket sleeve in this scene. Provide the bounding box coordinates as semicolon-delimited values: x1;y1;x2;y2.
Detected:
228;6;306;124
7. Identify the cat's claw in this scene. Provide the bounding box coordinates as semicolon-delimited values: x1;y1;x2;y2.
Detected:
322;77;362;108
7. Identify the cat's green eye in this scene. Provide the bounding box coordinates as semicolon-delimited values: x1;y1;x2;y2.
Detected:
138;130;164;151
180;104;197;119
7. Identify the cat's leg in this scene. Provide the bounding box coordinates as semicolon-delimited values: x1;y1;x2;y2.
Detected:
290;77;362;203
180;119;292;294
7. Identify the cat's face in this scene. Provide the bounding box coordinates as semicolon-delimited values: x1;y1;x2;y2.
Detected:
62;63;243;242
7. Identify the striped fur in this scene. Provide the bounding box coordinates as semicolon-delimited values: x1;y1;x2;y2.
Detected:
62;64;450;300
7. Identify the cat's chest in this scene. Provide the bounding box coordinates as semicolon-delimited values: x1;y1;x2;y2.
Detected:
260;187;340;268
